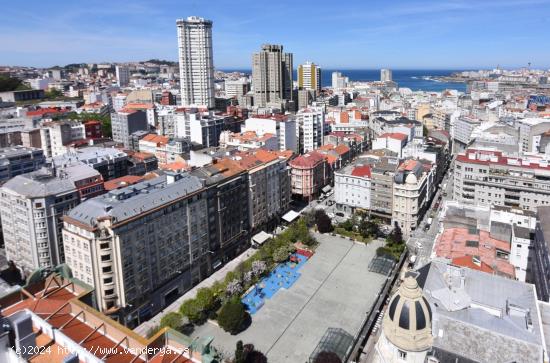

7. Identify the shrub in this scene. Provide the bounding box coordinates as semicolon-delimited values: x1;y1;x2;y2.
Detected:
196;287;217;312
179;299;205;324
217;299;249;334
226;279;243;297
272;246;290;263
159;312;183;330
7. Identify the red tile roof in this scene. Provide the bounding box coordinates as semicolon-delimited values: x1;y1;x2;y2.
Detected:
351;165;372;178
141;134;169;144
379;132;408;141
289;151;326;168
452;255;495;274
104;175;144;191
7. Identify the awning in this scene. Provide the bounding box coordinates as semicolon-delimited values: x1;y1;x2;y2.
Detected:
282;210;301;223
322;185;333;193
252;231;273;245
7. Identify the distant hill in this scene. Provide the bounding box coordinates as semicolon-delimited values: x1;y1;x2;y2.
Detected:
0;75;30;92
144;59;178;66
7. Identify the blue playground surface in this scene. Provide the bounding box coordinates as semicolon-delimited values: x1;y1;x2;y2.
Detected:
242;252;310;314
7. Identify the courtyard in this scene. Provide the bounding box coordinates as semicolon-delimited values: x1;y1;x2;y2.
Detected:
191;232;387;362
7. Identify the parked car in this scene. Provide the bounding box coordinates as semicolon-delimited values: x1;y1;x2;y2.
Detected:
336;212;345;217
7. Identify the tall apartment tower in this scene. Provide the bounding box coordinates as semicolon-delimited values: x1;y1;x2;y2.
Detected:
115;65;130;87
298;61;321;93
177;16;215;108
381;68;393;82
252;44;293;108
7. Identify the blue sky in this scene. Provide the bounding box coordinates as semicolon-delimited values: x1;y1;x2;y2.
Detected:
2;0;550;69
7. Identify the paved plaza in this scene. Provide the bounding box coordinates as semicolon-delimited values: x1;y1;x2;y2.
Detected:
192;232;387;362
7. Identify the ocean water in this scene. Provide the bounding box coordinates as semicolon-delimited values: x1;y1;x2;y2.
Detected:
221;69;467;93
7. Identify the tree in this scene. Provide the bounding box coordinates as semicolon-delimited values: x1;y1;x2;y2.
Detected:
243;344;268;363
314;351;342;363
226;279;243;297
159;312;183;330
359;219;379;238
251;260;267;276
217;299;249;334
179;299;204;324
423;124;429;137
235;340;245;363
388;222;403;245
272;246;290;263
195;287;216;312
315;210;334;233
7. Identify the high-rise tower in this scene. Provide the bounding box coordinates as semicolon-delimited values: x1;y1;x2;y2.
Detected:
252;44;293;108
177;16;215;108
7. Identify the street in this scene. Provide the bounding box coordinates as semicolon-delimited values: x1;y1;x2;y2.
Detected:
408;159;455;268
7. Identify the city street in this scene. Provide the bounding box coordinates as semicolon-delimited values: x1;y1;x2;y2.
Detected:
408;159;455;268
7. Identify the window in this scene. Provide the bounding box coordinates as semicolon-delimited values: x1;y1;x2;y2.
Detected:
398;350;407;360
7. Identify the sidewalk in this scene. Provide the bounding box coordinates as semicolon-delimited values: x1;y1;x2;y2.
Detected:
134;247;256;336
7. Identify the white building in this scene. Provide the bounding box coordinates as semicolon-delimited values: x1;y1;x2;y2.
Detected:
331;71;348;89
177;16;215;108
393;159;433;235
0;168;89;274
39;120;86;157
115;65;130;87
334;164;372;213
380;68;393;82
296;107;325;153
225;78;250;98
243;115;297;152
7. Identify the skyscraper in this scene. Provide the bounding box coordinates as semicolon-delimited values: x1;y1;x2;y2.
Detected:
252;44;293;108
177;16;215;108
298;61;322;93
381;68;393;82
115;65;130;87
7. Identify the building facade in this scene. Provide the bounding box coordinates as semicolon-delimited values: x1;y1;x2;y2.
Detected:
298;61;321;93
62;173;210;326
0;168;81;274
177;16;215;108
111;109;148;148
252;44;293;108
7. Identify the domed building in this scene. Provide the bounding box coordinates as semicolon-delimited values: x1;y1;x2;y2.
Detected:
374;274;433;363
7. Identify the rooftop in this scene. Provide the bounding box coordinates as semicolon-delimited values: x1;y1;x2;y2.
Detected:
0;274;214;362
419;261;544;362
66;173;203;228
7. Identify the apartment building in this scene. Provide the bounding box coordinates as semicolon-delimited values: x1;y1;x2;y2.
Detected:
454;149;550;212
39;120;86;157
334;164;371;214
451;116;482;153
190;159;250;266
111;109;148;148
235;149;291;233
177;16;215;108
63;173;209;326
0;146;45;183
219;130;278;151
0;167;97;274
392;159;433;235
370;156;400;222
298;61;322;93
296;107;325;153
53;147;129;181
252;44;293;108
289;151;329;201
243;115;298;152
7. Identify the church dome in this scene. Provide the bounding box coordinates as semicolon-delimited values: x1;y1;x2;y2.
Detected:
382;274;433;352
